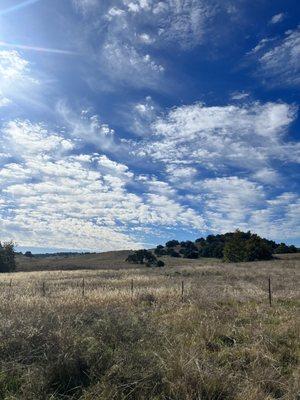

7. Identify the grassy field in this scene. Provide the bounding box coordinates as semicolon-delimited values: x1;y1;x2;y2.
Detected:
0;254;299;399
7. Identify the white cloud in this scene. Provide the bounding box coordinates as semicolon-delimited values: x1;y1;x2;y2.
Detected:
200;177;300;240
121;0;216;48
72;0;98;14
251;27;300;87
122;96;160;136
0;50;30;81
100;41;164;88
71;0;238;90
132;101;298;173
138;33;154;44
57;102;117;151
252;168;280;185
0;118;206;250
269;13;285;25
0;50;41;108
1;120;74;159
0;95;11;107
230;91;250;100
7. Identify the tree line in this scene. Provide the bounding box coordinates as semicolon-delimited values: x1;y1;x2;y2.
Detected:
126;230;298;266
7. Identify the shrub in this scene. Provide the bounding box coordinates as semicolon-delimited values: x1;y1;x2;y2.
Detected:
126;250;165;267
126;250;157;265
157;260;165;267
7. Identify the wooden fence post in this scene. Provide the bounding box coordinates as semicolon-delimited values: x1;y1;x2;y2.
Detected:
9;278;12;297
131;279;134;302
268;276;272;307
181;280;184;302
42;281;46;297
82;278;85;297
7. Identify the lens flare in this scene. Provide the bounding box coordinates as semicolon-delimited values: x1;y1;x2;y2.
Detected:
0;41;78;55
0;0;41;16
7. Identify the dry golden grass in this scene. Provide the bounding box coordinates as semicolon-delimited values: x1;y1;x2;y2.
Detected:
0;254;299;399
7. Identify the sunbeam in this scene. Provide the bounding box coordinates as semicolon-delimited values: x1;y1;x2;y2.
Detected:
0;0;41;16
0;41;78;55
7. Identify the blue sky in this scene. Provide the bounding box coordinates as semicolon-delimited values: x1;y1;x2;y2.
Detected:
0;0;299;252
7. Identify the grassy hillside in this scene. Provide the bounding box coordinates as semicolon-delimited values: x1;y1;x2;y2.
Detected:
15;251;220;271
0;254;299;399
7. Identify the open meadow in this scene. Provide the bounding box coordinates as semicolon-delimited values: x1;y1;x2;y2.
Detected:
0;254;299;400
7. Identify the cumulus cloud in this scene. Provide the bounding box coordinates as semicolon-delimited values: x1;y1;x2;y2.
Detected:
251;27;300;87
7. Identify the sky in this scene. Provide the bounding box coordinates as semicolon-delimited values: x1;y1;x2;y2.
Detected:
0;0;299;253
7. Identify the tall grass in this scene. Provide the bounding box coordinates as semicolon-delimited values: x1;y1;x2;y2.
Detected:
0;255;299;399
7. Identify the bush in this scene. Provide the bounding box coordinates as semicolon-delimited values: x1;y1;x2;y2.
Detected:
126;250;165;267
157;260;165;267
0;241;16;273
126;250;157;265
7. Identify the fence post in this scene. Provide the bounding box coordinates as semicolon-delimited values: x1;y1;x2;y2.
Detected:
181;280;184;302
268;276;272;307
9;278;12;297
42;281;46;297
131;279;134;302
82;278;85;297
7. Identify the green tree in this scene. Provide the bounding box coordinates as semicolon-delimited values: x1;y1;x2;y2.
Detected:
165;240;179;248
223;231;248;262
0;241;16;273
244;235;273;261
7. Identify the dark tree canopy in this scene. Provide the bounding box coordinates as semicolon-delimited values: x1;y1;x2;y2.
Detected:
126;250;164;267
165;240;180;248
0;242;16;273
153;230;298;263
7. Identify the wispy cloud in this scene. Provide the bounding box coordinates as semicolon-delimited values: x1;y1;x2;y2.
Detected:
250;27;300;88
269;13;285;25
132;101;299;173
